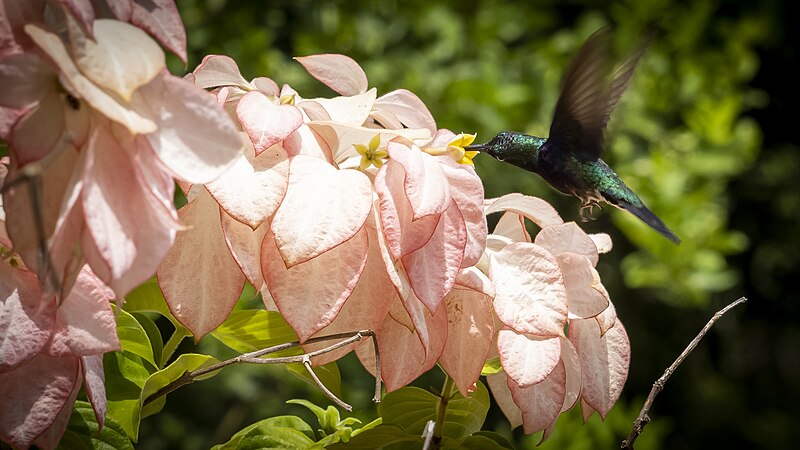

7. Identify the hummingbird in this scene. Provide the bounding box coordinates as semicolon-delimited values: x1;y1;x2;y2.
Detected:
468;28;680;244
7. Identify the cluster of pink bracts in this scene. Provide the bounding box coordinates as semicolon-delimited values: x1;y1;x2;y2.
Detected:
0;1;629;448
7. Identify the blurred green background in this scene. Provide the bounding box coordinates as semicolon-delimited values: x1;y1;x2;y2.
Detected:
143;0;798;448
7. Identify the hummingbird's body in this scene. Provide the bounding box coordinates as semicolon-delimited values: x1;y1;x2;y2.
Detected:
470;28;680;243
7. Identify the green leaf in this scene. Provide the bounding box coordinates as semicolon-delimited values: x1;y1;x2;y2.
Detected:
139;353;221;418
379;387;436;434
460;431;516;450
124;279;191;365
286;399;339;433
161;326;191;367
327;424;422;449
103;350;153;442
286;360;342;397
235;429;315;450
443;381;491;442
124;278;180;328
351;418;382;437
233;282;261;310
115;309;156;368
212;416;316;449
380;381;490;443
57;401;134;450
210;309;300;356
481;357;503;375
130;312;163;368
105;310;159;441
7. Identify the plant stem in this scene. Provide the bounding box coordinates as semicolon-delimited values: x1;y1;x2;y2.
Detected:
430;373;455;449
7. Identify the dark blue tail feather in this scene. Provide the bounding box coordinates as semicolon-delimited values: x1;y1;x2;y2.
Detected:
615;198;681;244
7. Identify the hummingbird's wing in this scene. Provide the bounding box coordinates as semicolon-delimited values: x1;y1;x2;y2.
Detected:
547;27;649;161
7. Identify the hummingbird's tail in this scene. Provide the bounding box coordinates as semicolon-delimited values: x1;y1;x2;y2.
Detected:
611;197;681;244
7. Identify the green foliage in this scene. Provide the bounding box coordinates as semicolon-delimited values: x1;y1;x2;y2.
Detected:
327;425;422;449
533;398;669;450
334;380;512;449
104;309;159;440
58;401;134;450
461;432;516;450
139;353;222;418
125;278;191;365
210;401;381;449
379;382;490;442
101;286;223;442
211;416;316;449
210;309;299;356
480;357;502;375
287;399;367;447
97;284;354;448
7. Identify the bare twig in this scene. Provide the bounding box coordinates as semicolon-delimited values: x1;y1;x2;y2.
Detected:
143;329;380;409
370;331;382;402
621;296;747;449
302;357;351;411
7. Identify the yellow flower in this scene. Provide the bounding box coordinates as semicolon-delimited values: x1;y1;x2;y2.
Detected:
355;134;388;170
279;93;296;105
446;133;479;165
420;133;480;165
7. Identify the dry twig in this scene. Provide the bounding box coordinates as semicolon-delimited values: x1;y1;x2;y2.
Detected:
621;296;748;449
143;329;381;411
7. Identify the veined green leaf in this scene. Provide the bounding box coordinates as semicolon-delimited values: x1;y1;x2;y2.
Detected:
460;431;516;449
235;429;315;450
103;350;154;442
327;424;422;449
139;353;221;419
351;418;382;437
124;278;180;328
57;401;134;450
115;309;156;367
380;381;490;443
212;416;316;449
104;309;159;441
287;399;339;432
210;309;300;356
130;312;163;368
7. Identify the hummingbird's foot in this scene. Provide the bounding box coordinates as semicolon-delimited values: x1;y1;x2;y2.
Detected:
579;202;603;222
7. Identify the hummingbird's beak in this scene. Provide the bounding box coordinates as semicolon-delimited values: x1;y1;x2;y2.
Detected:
464;144;484;151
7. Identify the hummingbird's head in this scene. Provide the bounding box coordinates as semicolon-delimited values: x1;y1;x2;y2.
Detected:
466;131;545;169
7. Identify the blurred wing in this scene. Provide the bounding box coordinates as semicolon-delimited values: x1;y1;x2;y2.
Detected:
548;28;649;161
603;32;652;128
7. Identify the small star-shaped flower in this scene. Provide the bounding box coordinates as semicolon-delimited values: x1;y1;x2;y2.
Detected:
355;134;388;170
446;133;479;166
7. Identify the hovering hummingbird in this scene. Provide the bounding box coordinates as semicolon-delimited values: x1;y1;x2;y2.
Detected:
468;28;680;244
